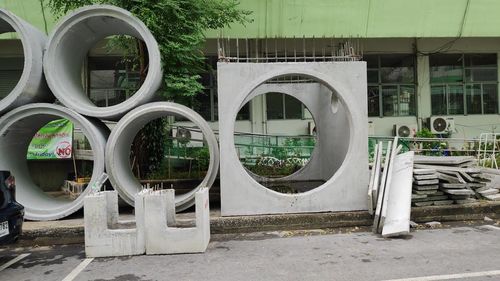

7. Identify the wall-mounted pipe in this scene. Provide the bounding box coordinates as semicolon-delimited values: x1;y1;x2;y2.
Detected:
0;9;53;115
44;5;162;120
0;103;109;220
106;102;219;211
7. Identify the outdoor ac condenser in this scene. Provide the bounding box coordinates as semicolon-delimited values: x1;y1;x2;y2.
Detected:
429;116;455;134
393;123;417;138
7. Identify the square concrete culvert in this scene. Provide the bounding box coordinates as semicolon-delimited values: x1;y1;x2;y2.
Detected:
217;62;369;216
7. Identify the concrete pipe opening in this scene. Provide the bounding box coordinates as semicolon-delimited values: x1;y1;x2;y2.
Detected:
233;74;351;195
0;9;52;115
0;104;108;220
44;5;162;120
106;102;219;211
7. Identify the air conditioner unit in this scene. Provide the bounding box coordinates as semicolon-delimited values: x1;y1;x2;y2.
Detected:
429;116;455;134
308;121;316;136
393;123;418;138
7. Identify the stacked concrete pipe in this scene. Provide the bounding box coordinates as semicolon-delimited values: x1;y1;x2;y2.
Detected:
0;5;217;219
106;102;220;211
43;5;163;120
0;9;53;115
0;104;108;221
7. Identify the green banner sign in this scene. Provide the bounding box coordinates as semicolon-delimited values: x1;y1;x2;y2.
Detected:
27;119;74;160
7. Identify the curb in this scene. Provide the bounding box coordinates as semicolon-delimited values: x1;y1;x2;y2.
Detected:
15;201;500;247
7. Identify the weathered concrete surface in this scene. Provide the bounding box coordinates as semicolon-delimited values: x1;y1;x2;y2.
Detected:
382;151;414;237
106;102;219;211
43;5;162;120
144;188;210;255
0;9;53;115
217;62;368;216
0;103;108;220
17;201;500;247
84;191;145;257
3;225;500;281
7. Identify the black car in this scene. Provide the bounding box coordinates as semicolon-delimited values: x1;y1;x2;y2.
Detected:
0;171;24;245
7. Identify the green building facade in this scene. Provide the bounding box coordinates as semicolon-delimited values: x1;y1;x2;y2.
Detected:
1;0;499;139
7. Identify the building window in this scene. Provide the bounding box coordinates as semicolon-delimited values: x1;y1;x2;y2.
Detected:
430;54;498;115
266;92;305;120
365;54;416;117
86;56;141;107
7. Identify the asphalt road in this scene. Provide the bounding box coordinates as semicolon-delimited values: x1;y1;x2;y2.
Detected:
1;224;499;281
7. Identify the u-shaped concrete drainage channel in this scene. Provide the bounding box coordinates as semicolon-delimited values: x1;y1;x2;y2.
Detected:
1;223;500;281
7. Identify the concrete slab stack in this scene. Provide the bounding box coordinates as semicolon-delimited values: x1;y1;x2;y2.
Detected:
412;156;500;205
411;169;451;206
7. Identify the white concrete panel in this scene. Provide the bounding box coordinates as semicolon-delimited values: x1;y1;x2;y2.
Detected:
218;62;369;215
382;151;415;238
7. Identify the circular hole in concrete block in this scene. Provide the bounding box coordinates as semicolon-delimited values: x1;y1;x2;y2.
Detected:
233;74;351;194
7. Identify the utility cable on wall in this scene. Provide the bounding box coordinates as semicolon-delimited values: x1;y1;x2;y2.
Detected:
416;0;470;56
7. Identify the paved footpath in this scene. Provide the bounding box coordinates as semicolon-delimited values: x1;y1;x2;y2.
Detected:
0;224;499;281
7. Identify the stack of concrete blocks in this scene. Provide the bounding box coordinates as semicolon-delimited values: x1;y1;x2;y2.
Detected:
411;169;450;206
84;190;145;257
144;188;210;255
477;168;500;201
413;156;500;204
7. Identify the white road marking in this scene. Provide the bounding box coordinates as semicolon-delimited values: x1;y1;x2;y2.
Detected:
384;269;500;281
0;253;30;272
61;258;94;281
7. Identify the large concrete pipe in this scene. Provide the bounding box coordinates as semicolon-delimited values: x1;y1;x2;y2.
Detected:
106;102;219;211
0;9;52;115
0;104;108;220
43;5;162;120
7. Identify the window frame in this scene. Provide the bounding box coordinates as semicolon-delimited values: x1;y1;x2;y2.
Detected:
429;53;499;116
366;54;418;117
265;92;307;121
